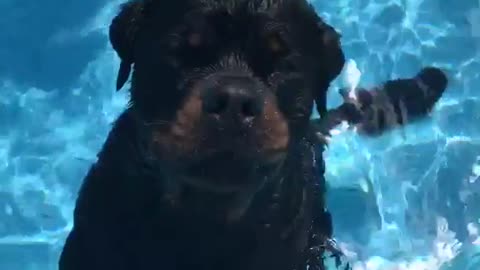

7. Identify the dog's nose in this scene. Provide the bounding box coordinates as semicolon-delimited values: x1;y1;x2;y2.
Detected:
201;81;263;121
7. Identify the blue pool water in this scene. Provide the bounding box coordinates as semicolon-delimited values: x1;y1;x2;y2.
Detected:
1;0;479;269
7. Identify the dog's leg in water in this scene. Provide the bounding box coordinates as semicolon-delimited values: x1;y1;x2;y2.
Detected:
310;67;448;140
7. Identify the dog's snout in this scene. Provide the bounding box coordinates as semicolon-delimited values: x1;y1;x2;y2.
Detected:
201;78;264;122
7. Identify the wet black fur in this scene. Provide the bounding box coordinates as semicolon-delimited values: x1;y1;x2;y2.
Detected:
58;1;450;270
59;1;346;270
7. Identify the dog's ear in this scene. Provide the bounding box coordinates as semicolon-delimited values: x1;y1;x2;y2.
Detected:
301;3;345;119
109;1;146;91
276;0;345;119
313;20;345;119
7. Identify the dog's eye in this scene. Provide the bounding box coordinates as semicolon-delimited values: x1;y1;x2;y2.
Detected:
185;27;218;50
187;32;204;47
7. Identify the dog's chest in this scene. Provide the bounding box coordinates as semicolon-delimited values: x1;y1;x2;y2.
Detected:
129;203;307;270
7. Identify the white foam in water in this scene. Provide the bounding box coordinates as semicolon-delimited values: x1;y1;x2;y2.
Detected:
343;59;362;99
328;59;361;137
2;0;480;269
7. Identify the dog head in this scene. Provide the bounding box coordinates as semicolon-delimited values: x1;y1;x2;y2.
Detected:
109;0;344;195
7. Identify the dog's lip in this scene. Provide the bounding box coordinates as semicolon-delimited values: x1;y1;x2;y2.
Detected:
184;151;257;175
186;149;287;168
178;149;286;191
186;151;250;172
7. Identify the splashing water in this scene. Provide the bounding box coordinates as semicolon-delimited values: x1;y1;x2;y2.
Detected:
343;59;362;100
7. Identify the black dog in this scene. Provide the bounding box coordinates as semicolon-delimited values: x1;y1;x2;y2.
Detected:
58;1;448;270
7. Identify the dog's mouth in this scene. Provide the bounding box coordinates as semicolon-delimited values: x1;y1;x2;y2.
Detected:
151;71;290;193
178;149;286;193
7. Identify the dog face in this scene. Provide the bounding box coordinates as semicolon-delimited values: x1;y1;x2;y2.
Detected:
109;0;343;194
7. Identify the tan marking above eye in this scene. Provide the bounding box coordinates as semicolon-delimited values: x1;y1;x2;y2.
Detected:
267;34;287;54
